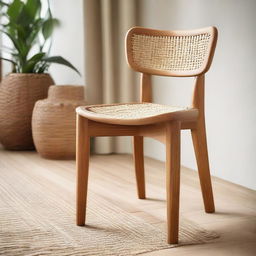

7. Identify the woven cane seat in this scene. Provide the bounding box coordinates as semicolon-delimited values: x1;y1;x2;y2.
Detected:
76;103;198;125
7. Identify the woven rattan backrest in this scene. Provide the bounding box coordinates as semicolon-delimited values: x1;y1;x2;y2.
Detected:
126;27;217;77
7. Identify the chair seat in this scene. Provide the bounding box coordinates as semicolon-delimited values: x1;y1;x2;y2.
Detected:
76;103;198;125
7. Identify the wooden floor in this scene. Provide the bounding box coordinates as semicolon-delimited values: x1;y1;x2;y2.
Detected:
0;148;255;255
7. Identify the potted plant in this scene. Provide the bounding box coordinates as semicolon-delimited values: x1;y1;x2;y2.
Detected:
0;0;80;150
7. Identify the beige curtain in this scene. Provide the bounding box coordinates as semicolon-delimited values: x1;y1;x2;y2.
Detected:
83;0;138;154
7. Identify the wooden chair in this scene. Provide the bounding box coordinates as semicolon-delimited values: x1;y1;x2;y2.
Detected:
76;26;218;244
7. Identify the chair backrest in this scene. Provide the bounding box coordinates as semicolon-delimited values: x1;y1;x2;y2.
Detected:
126;26;217;77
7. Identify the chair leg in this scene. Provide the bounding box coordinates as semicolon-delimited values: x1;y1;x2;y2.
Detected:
133;136;146;199
76;114;90;226
165;121;181;244
191;121;215;213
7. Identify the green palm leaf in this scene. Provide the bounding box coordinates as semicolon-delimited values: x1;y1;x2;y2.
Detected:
22;52;45;73
43;56;81;75
1;0;80;76
0;56;17;66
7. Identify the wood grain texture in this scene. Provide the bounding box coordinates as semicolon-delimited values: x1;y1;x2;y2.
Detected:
0;150;255;255
0;149;256;256
133;136;146;199
140;73;152;102
75;26;218;244
166;121;181;244
131;73;150;200
191;75;215;213
76;115;90;226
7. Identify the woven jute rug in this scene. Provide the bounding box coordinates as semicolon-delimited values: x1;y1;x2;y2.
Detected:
0;161;218;256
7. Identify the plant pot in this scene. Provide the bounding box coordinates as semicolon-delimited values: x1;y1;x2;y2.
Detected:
0;73;54;150
32;85;86;159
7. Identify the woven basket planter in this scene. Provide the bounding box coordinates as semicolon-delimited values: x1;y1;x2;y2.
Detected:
0;73;54;150
32;85;86;159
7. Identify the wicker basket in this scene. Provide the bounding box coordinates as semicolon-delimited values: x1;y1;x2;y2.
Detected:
0;73;54;150
32;85;86;159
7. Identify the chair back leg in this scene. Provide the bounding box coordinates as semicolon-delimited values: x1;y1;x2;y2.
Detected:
133;136;146;199
191;120;215;213
165;121;181;244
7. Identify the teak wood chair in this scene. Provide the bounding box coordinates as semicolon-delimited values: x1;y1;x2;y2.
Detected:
76;26;218;244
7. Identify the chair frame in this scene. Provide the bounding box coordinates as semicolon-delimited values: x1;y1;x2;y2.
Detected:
76;26;218;244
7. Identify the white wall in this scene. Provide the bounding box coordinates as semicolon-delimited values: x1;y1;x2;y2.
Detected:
48;0;85;85
1;0;85;85
139;0;256;190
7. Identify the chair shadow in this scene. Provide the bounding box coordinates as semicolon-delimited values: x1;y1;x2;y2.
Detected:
80;224;123;233
213;211;255;218
144;197;165;202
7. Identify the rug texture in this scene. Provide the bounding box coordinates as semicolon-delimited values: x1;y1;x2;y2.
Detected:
0;161;218;256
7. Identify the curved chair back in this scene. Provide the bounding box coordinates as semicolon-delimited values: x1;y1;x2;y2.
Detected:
126;26;217;77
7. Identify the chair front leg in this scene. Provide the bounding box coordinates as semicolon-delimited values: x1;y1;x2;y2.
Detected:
76;114;90;226
133;136;146;199
165;121;181;244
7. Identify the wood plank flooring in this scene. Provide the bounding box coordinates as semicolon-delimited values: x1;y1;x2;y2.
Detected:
0;148;255;255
